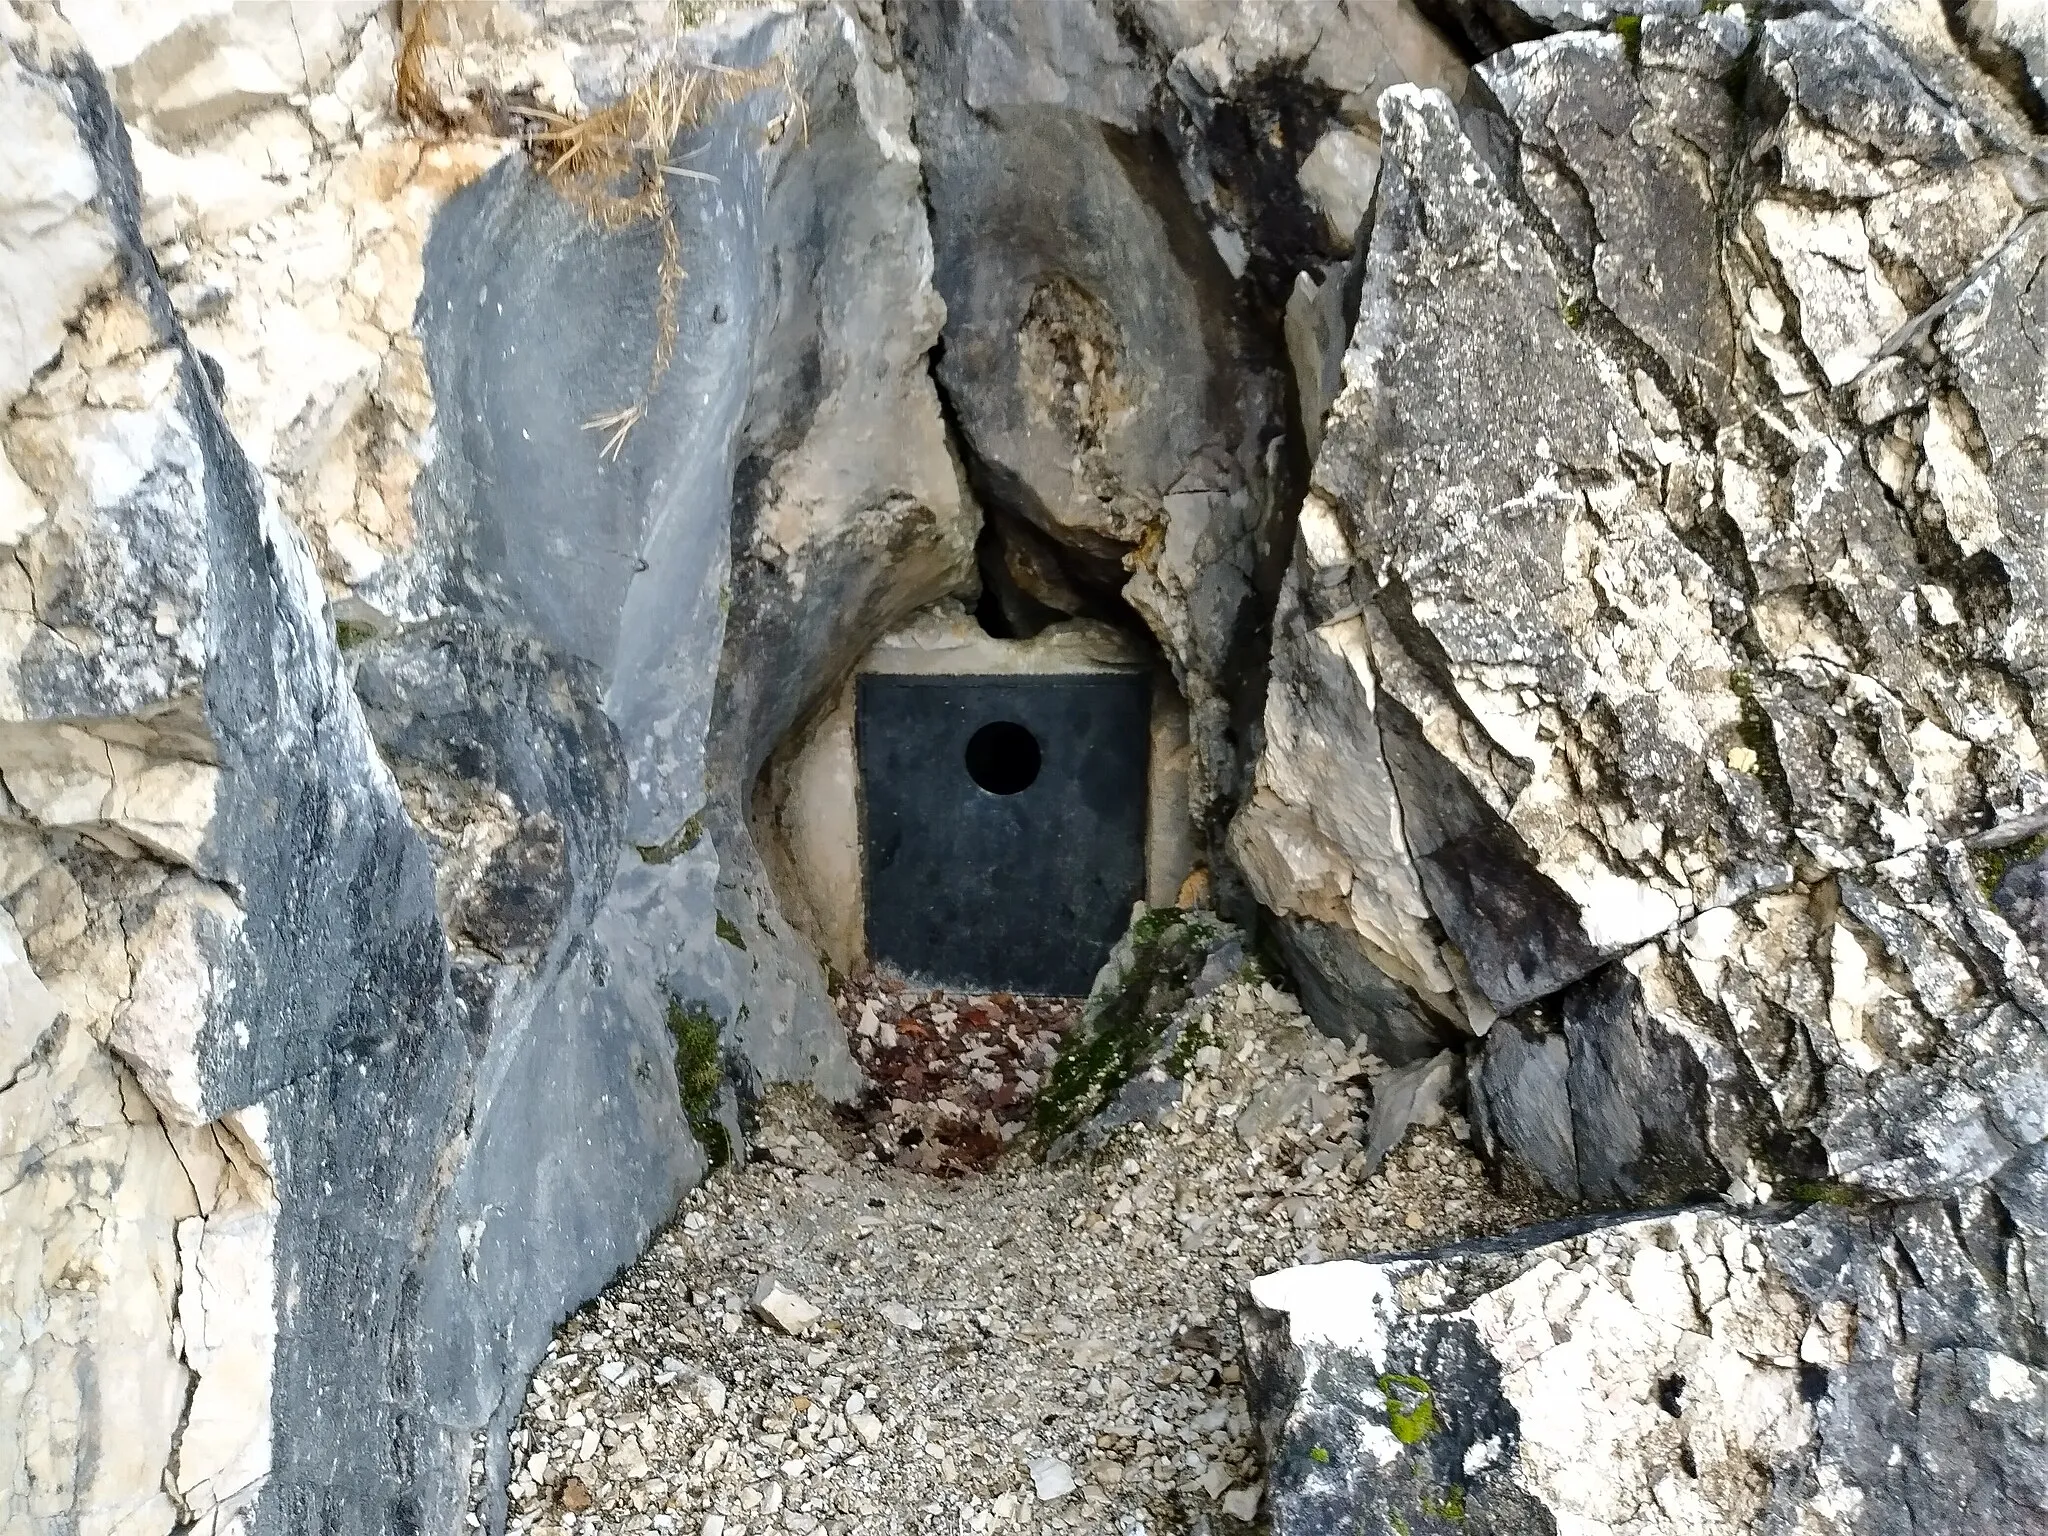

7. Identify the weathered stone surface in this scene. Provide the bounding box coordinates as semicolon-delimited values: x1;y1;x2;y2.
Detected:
51;0;504;600
1963;0;2048;107
1245;1198;2048;1534
0;39;117;416
1235;14;2048;1523
1137;0;1466;295
903;0;1474;853
5;4;977;1533
1238;3;2048;1214
1230;542;1473;1061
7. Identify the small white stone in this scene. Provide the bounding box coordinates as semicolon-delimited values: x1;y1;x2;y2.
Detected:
1028;1455;1077;1501
849;1412;884;1448
677;1367;728;1416
751;1278;822;1335
880;1301;924;1332
1221;1485;1262;1520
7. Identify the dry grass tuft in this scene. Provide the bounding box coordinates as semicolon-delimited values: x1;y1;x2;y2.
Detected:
393;0;796;459
395;1;455;130
518;58;792;456
581;404;646;462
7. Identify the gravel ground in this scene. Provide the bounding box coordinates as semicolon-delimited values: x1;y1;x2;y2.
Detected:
496;975;1559;1536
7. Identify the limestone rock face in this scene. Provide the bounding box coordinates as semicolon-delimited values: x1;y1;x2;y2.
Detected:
3;3;971;1533
902;0;1465;847
1233;8;2048;1527
1243;1193;2048;1535
6;0;2046;1532
1237;3;2048;1209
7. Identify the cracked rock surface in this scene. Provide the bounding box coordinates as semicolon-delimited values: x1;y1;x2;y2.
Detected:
1238;1;2048;1207
1231;4;2048;1531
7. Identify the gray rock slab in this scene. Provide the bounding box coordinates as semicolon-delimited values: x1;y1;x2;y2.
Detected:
1244;1197;2048;1534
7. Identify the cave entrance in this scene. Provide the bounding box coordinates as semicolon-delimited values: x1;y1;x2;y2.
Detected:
859;669;1151;995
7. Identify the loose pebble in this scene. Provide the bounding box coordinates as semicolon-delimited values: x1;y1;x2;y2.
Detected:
750;1279;822;1336
1028;1456;1077;1502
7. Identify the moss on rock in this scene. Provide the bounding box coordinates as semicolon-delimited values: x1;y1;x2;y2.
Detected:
1972;832;2048;901
636;811;704;864
666;996;731;1168
1612;13;1642;62
1033;906;1241;1144
1380;1373;1438;1445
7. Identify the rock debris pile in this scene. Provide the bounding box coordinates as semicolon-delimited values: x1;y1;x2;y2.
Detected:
832;973;1080;1176
499;972;1551;1536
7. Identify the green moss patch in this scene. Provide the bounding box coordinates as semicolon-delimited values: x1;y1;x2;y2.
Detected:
1033;907;1236;1142
1972;832;2048;901
666;996;730;1168
1380;1373;1438;1445
715;912;747;950
1612;13;1642;62
1164;1013;1220;1078
636;812;705;864
1789;1178;1872;1209
1421;1484;1468;1521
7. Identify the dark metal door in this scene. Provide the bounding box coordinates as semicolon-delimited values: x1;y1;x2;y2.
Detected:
858;672;1151;995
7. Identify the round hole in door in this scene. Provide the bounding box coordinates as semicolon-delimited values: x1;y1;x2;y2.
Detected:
964;720;1041;795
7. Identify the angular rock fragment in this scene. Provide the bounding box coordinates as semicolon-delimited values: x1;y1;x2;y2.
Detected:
750;1278;823;1337
1028;1455;1077;1501
879;1301;924;1333
1038;906;1248;1158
